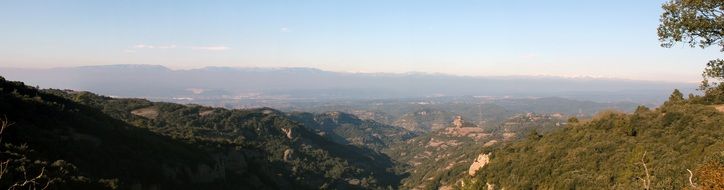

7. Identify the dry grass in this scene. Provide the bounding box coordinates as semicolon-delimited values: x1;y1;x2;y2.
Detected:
199;110;215;117
131;106;159;119
712;104;724;113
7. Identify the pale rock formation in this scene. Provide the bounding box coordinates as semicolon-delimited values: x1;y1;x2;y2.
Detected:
483;140;498;147
452;115;464;128
714;104;724;112
347;178;360;185
198;110;215;117
502;132;516;141
283;149;295;161
281;128;294;139
130;106;159;119
468;152;491;176
487;183;495;190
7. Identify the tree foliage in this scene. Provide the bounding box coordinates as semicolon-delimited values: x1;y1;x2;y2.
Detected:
658;0;724;84
0;76;403;189
460;91;724;189
659;0;724;50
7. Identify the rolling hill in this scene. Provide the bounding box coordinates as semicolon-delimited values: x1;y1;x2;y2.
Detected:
0;76;403;189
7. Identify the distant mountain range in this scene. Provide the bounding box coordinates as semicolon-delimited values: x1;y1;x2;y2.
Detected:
0;64;695;104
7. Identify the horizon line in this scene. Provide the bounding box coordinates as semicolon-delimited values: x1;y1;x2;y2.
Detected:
0;63;701;84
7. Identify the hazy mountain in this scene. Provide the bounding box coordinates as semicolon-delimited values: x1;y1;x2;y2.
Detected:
0;65;694;104
280;96;643;133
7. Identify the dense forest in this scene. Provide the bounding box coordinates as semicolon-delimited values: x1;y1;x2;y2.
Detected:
1;74;722;189
457;87;724;189
287;111;416;151
0;76;405;189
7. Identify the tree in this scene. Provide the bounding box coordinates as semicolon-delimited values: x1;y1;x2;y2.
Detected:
658;0;724;87
639;151;652;190
0;116;58;190
567;117;579;124
525;129;542;140
669;89;686;103
634;105;650;114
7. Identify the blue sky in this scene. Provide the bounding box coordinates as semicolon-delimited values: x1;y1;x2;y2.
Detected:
0;0;720;82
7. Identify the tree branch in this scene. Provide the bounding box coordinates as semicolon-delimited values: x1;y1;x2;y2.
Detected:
687;169;697;189
640;151;651;190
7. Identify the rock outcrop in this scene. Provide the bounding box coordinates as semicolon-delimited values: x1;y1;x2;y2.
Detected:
281;128;294;139
452;116;464;128
714;104;724;112
468;152;491;176
486;183;495;190
130;106;159;119
283;149;295;161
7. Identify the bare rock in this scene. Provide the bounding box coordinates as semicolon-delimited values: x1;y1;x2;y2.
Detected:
281;128;294;139
198;110;215;117
131;106;159;119
487;183;495;190
468;152;491;176
347;178;360;185
452;115;464;128
714;104;724;112
483;140;498;147
283;149;294;161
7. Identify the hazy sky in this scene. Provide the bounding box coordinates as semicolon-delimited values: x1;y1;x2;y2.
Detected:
0;0;720;82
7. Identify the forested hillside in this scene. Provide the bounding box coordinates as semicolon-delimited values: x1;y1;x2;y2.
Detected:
287;111;416;151
0;76;403;189
3;0;724;189
2;74;722;190
0;76;220;189
458;88;724;189
2;77;723;190
384;112;565;189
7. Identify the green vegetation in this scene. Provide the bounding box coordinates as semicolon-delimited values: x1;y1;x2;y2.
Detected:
383;114;563;189
2;1;723;189
287;111;416;151
289;101;517;132
659;0;724;88
384;129;489;189
0;76;403;189
459;89;724;189
1;76;721;190
0;77;216;189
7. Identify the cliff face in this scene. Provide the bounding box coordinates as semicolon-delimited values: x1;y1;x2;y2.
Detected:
453;116;464;128
468;153;491;176
281;127;294;139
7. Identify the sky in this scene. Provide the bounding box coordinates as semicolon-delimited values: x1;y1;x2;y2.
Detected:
0;0;721;82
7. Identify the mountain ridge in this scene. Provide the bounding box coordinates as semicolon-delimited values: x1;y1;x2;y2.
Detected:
0;65;694;104
18;64;697;82
0;76;405;189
